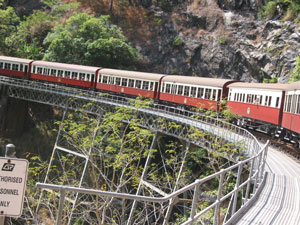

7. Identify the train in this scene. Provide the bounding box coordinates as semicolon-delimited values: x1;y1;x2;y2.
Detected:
0;55;300;148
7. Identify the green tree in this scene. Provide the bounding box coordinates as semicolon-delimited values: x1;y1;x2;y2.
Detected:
0;6;19;54
6;2;78;59
290;56;300;82
43;13;138;69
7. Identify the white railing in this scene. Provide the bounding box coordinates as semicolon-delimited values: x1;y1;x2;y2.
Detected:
36;141;268;225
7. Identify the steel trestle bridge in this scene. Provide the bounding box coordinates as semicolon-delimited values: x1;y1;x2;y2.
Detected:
0;75;290;225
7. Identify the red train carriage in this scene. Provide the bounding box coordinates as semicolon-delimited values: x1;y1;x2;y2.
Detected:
31;61;100;88
96;69;165;99
281;81;300;135
159;76;235;111
0;56;33;78
227;82;288;132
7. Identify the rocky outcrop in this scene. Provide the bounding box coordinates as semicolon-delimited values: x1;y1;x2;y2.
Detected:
8;0;44;16
135;0;299;83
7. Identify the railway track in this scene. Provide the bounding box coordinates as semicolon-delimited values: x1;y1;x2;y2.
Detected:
250;130;300;161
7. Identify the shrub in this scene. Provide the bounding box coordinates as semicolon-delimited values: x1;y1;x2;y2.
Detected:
173;37;184;46
262;1;278;19
290;56;300;82
216;35;228;45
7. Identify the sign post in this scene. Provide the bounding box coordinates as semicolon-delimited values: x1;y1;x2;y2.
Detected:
0;156;28;220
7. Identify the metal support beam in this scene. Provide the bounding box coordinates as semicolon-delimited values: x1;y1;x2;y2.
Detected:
127;132;158;225
163;142;190;225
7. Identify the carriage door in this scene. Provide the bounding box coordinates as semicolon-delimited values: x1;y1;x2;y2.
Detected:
24;65;29;78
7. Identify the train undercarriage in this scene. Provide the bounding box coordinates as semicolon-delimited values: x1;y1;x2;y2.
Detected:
235;117;300;149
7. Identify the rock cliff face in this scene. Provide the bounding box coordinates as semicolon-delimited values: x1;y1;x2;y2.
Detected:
131;0;300;82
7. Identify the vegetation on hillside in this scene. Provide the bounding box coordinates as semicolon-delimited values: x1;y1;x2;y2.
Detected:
260;0;300;20
290;56;300;82
0;0;139;69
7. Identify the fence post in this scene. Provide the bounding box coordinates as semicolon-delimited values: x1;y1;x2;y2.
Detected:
190;183;200;222
245;158;255;204
56;187;66;225
213;169;224;225
232;162;242;215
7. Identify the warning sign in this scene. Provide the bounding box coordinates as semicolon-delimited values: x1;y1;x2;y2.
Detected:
0;157;28;217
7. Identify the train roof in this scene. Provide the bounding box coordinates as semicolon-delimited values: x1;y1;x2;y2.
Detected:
32;61;100;73
0;56;33;64
285;81;300;91
99;68;165;81
228;82;289;90
161;75;235;88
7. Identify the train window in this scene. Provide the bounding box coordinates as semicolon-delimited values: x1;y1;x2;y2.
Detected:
191;87;197;97
264;96;268;105
32;66;36;73
86;74;90;81
150;82;154;91
128;79;135;87
171;85;177;94
212;89;217;100
254;96;259;104
184;86;190;96
136;80;142;89
228;90;232;100
253;95;257;104
108;76;114;84
4;63;11;70
268;96;272;106
288;95;292;112
275;97;280;108
205;89;211;99
197;88;204;98
242;93;245;102
12;64;19;71
297;95;300;114
165;83;171;93
143;81;149;90
58;70;64;77
246;94;251;103
234;93;237;101
0;62;3;69
37;67;43;74
178;85;183;95
259;95;262;105
51;69;57;76
115;77;121;85
65;71;71;78
291;95;297;113
284;96;287;112
43;68;48;75
72;72;78;79
239;93;243;102
122;78;128;87
79;73;85;80
20;64;23;72
102;75;108;83
285;95;292;112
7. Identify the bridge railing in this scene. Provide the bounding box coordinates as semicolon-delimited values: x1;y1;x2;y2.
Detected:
36;141;268;225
